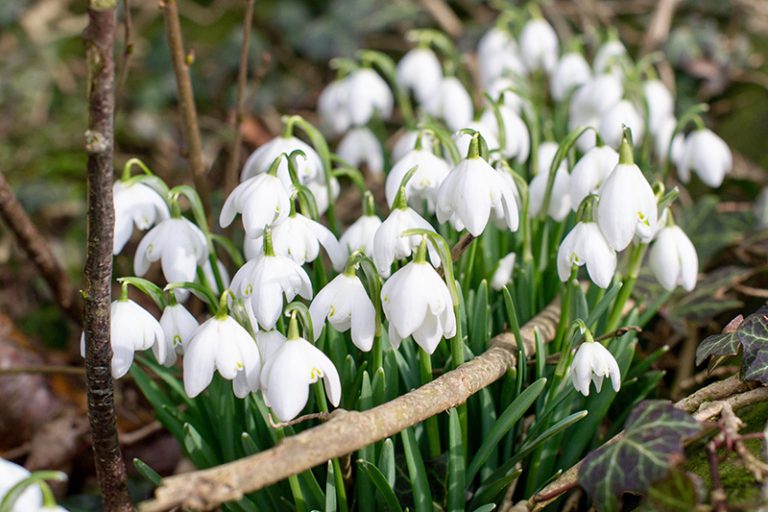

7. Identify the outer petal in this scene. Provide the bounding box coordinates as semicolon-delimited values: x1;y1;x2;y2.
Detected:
349;281;376;351
309;278;338;341
183;321;218;397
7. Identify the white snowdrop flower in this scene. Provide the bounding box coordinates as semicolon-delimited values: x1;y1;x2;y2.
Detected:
220;173;291;239
454;121;499;159
396;47;443;104
675;128;732;187
310;270;376;351
381;251;456;354
255;329;285;362
550;52;591;102
570;145;619;210
519;18;559;73
243;213;346;271
260;316;341;422
593;40;627;76
479;105;530;163
436;137;519;236
649;225;698;292
653;116;685;164
643;80;674;136
599;99;645;148
134;217;208;293
557;222;616;288
307;176;340;217
80;298;165;379
113;180;169;255
392;129;436;163
597;141;658;251
0;458;43;512
569;74;623;151
240;136;323;186
529;142;572;221
336;126;384;175
157;303;199;366
491;252;516;291
485;77;523;113
340;214;382;258
183;313;261;399
477;27;525;87
571;341;621;396
318;79;351;135
385;148;451;214
373;205;438;277
423;77;474;132
230;238;313;330
347;68;394;126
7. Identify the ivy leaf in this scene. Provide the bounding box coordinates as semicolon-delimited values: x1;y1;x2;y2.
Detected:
578;400;700;512
695;314;743;366
739;306;768;383
642;469;705;512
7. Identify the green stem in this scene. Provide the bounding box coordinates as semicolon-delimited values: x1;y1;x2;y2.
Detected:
315;383;349;512
604;243;647;332
418;349;442;459
449;303;468;451
371;334;383;374
553;267;577;353
275;427;307;512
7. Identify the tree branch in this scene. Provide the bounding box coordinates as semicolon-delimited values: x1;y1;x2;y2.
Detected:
139;299;562;512
0;171;81;324
83;1;133;510
161;0;210;214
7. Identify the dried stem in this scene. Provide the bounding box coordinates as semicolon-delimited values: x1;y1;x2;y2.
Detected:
161;0;210;214
139;299;561;512
83;1;133;510
0;171;81;324
223;0;255;197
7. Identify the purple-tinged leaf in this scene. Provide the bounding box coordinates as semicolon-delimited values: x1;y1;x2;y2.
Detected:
738;306;768;384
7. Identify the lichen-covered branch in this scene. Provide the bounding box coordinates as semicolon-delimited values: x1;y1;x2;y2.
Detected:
139;300;561;512
83;1;133;510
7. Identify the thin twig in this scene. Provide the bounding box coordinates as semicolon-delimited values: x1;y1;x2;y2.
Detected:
0;365;85;376
161;0;210;214
708;439;728;512
139;299;562;512
83;1;133;509
120;420;165;446
268;411;333;429
0;171;81;324
223;0;255;197
594;326;641;342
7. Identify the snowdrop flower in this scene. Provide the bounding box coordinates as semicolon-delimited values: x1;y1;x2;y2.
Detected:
675;128;732;187
113;180;169;255
307;176;340;217
373;202;438;277
477;27;525;87
454;121;499;159
597;138;658;251
436;135;519;236
201;258;230;295
230;232;313;330
529;142;572;221
260;315;341;422
570;144;619;210
396;47;443;104
485;77;523;113
183;310;261;398
318;79;351;135
653;116;685;164
643;80;674;136
346;68;394;126
392;129;436;162
385;147;451;214
491;252;516;291
381;241;456;354
599;100;645;148
240;136;323;186
0;458;42;512
649;225;698;291
243;213;346;271
220;173;291;238
571;341;621;396
310;266;376;351
569;74;623;151
340;209;381;258
157;302;199;366
557;222;616;288
336;127;384;175
80;297;165;379
550;52;591;102
134;217;208;298
255;329;285;362
519;18;559;73
423;77;474;132
593;40;627;76
479;105;530;163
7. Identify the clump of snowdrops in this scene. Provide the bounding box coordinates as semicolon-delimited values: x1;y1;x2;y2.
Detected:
81;6;733;511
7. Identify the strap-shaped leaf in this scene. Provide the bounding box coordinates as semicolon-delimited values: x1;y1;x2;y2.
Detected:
578;400;700;512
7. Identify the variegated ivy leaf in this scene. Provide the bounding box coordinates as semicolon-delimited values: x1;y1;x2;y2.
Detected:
739;307;768;383
695;314;743;366
578;400;700;512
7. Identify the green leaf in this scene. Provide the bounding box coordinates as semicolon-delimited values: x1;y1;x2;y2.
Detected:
356;460;403;512
739;306;768;383
468;468;521;511
379;438;396;488
695;331;740;367
447;408;466;512
133;458;162;486
183;422;219;468
578;400;700;512
325;461;337;512
401;427;433;512
643;469;705;512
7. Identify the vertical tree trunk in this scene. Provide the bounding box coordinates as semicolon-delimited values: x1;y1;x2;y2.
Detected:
83;1;133;510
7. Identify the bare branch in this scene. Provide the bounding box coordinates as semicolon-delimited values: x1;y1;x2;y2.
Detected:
83;0;133;509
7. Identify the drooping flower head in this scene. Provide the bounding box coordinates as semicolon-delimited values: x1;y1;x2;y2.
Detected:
113;179;169;255
649;224;698;291
571;340;621;397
